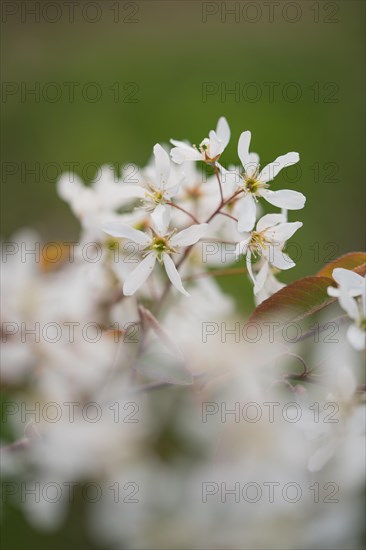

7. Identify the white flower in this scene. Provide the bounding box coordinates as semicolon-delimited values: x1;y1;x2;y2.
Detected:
327;268;365;298
327;268;365;350
170;117;230;164
235;213;302;293
57;165;141;240
254;263;286;305
132;144;184;214
221;131;305;231
103;208;208;296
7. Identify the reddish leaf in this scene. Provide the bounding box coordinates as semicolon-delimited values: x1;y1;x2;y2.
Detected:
316;252;366;278
250;276;335;326
250;253;365;326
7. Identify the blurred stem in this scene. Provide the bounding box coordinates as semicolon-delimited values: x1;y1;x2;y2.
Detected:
131;371;207;394
138;305;182;357
277;351;310;377
166;201;200;224
206;189;243;223
291;315;349;343
218;210;238;222
183;266;247;281
214;163;224;203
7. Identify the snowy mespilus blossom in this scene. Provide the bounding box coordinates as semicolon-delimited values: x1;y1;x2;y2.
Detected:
103;208;208;296
170;116;230;164
3;116;365;550
328;268;366;350
130;143;184;214
221;130;305;231
57;164;140;239
236;213;303;293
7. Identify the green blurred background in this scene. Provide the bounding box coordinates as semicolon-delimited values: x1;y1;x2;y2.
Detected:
1;0;365;547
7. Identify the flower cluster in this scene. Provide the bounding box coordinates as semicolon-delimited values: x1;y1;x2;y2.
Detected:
1;118;365;550
85;117;306;301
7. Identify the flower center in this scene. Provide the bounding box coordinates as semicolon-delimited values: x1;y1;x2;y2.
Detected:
106;237;120;252
147;235;177;262
242;168;269;196
152;237;168;253
245;177;261;194
248;231;269;257
145;187;165;206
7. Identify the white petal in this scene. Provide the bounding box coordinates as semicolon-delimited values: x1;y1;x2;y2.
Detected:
208;130;222;158
338;291;359;320
105;184;146;206
308;443;336;472
332;268;365;297
123;253;156;295
219;166;241;192
163;254;190;296
216;117;230;149
237;195;256;232
265;221;303;244
327;286;340;297
248;152;260;166
256;213;287;233
102;222;151;245
265;247;295;270
246;252;256;285
335;365;356;400
151;204;170;235
170;142;202;164
259;152;300;183
265;272;286;296
238;131;251;168
347;324;365;350
170;139;193;149
92;164;115;186
235;235;251;259
57;173;83;202
164;169;184;194
154;143;170;189
261;189;306;210
171;223;208;247
253;260;269;295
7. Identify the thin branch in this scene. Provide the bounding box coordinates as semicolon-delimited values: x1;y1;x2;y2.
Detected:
1;438;31;453
214;163;224;203
206;189;243;223
183;266;247;281
166;201;200;224
130;370;208;394
217;210;238;222
202;238;237;244
291;315;349;343
284;373;319;385
1;422;40;453
131;381;176;393
277;352;311;377
98;287;124;309
138;305;183;357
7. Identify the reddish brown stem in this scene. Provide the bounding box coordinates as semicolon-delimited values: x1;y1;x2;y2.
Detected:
166;201;200;224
